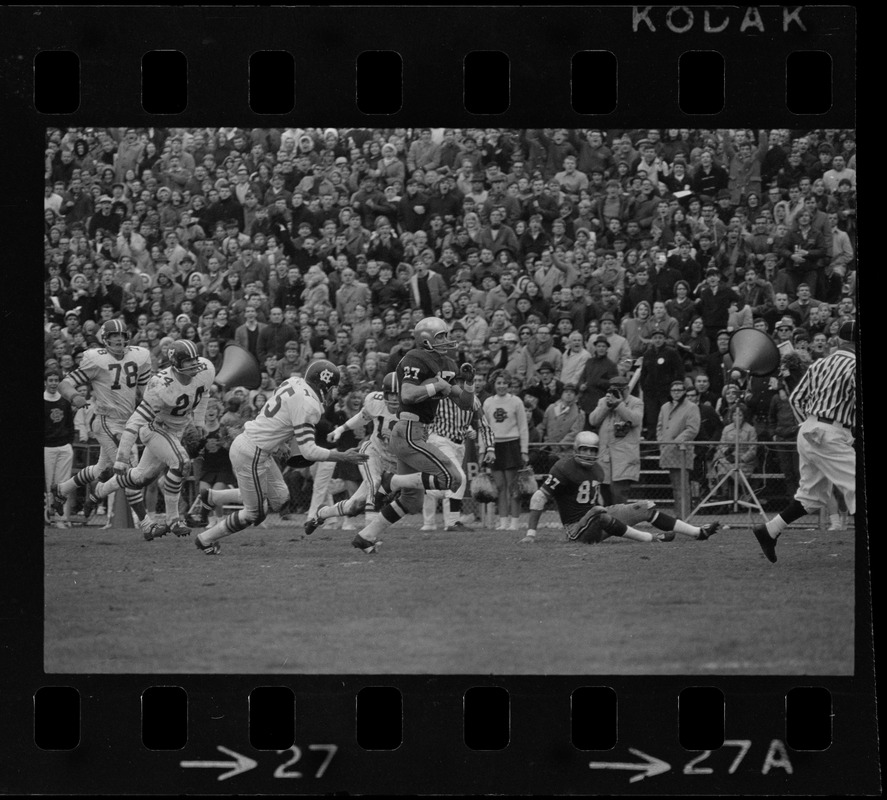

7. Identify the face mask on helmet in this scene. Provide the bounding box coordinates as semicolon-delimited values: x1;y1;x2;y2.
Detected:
104;332;128;356
574;446;599;465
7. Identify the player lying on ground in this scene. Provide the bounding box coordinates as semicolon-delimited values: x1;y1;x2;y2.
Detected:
94;340;215;540
303;371;400;535
50;319;152;523
350;317;478;554
520;431;721;544
191;360;368;555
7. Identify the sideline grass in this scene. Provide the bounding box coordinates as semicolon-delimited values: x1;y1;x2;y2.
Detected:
44;522;854;674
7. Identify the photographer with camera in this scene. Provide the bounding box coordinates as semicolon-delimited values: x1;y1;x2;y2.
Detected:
587;375;644;505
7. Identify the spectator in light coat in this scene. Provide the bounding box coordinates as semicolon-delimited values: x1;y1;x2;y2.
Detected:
657;380;701;516
587;375;644;505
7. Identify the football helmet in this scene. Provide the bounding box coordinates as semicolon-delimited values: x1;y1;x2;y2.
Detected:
305;359;341;406
168;340;201;380
413;317;457;354
573;431;600;465
382;371;400;414
100;318;130;356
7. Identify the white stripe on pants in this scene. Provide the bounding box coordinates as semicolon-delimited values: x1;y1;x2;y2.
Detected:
229;434;290;516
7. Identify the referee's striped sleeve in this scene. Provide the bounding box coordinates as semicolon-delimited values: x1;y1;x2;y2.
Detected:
474;404;494;451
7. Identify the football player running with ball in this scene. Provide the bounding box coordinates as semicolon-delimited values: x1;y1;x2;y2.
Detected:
350;317;478;553
50;319;152;524
303;371;400;534
94;340;214;540
192;360;368;555
520;431;721;545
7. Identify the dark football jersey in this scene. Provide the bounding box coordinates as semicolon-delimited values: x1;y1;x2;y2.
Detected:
541;455;605;525
395;348;459;424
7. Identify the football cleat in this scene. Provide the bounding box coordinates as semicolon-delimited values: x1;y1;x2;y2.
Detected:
697;521;721;541
445;521;468;532
655;530;676;542
184;489;212;527
420;525;437;532
304;507;327;536
194;536;221;555
752;524;778;563
168;519;191;537
49;483;66;516
142;521;169;541
352;534;380;554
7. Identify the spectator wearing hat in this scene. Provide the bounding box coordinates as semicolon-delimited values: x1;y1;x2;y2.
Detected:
588;375;644;505
640;329;685;439
592;313;631;371
539;382;584;456
578;335;619;413
526;362;563;411
657;380;701;516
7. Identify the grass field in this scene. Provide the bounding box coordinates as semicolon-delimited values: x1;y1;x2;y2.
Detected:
44;515;855;675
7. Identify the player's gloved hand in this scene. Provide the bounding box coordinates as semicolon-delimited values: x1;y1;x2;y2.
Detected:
337;447;370;464
483;448;496;465
113;460;129;476
71;395;88;409
459;362;475;383
327;426;345;443
519;532;536;544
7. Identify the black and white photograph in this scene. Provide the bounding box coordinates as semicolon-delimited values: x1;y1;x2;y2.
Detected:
41;123;860;675
3;5;875;796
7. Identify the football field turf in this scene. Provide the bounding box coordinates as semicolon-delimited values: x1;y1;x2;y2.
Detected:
44;519;855;675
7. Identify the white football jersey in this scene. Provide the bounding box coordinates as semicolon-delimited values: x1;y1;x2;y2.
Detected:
132;357;215;436
361;391;399;453
65;345;152;420
243;376;324;453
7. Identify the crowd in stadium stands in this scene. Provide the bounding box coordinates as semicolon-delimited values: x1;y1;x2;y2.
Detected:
43;126;858;521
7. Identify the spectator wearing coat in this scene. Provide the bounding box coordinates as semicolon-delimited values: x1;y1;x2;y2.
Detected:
657;380;701;516
587;375;644;505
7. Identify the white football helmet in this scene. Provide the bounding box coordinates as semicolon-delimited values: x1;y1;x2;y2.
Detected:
573;431;600;465
413;317;457;354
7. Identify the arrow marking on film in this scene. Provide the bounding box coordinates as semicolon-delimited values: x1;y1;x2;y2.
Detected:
180;745;258;781
588;748;671;783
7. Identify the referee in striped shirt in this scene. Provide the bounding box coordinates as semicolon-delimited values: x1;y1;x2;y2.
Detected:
753;319;858;562
421;384;496;531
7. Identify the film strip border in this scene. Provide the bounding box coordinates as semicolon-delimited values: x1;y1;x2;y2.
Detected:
3;6;855;124
8;676;879;794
